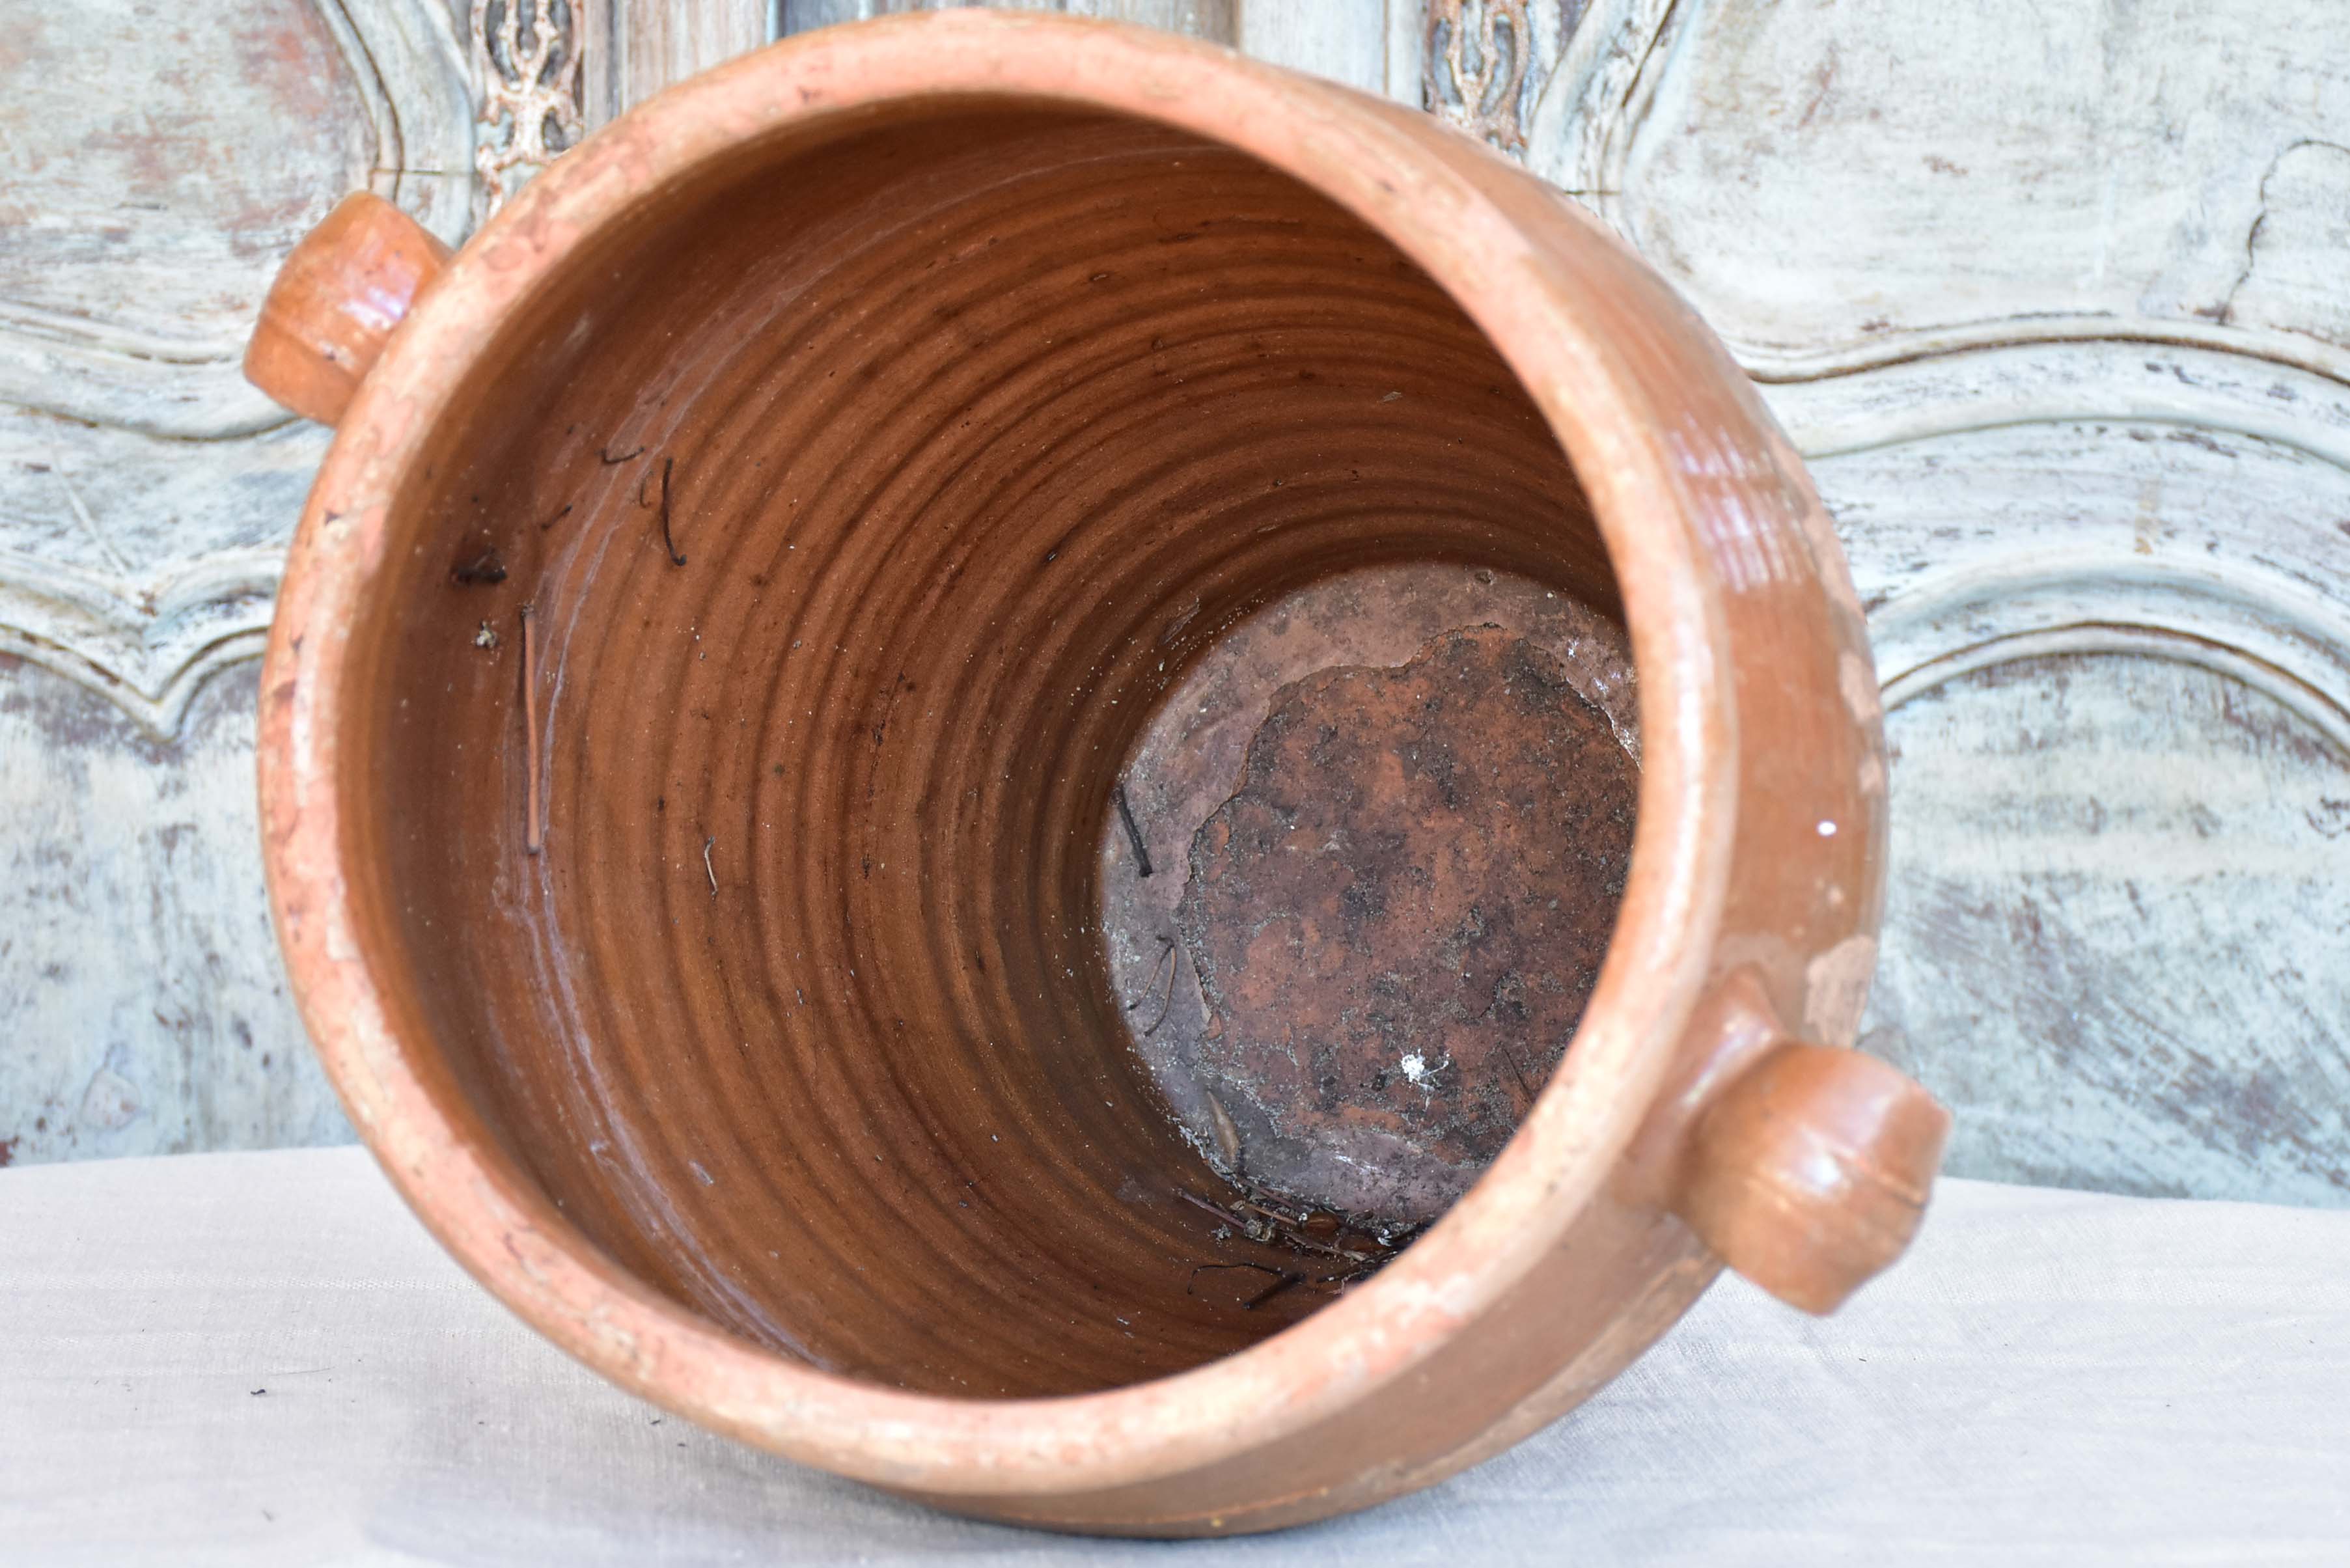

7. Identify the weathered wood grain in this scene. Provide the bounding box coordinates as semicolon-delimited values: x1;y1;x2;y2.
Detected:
1237;1;1405;97
779;1;1236;44
0;658;342;1166
579;0;768;127
1867;650;2350;1205
0;0;474;1163
779;2;1430;98
1560;0;2350;380
1823;421;2350;1204
0;0;471;721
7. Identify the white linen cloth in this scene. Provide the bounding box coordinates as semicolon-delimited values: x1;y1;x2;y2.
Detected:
2;1146;2343;1565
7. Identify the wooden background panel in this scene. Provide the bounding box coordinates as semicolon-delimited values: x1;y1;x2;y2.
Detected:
1579;0;2350;377
1866;648;2350;1205
779;1;1237;44
0;658;340;1165
1238;0;1411;99
775;2;1420;98
0;0;471;713
0;0;471;437
0;0;370;434
0;0;473;1167
577;0;767;128
1817;415;2350;1205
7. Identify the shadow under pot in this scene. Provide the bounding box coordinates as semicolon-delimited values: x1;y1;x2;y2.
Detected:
246;11;1948;1539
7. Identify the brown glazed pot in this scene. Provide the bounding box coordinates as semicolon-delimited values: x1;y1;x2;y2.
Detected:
246;10;1949;1537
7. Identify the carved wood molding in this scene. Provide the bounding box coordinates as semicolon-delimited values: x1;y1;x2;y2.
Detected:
1424;0;1534;150
1543;0;2350;389
1788;333;2350;750
0;555;281;736
0;0;775;732
472;0;587;217
0;0;474;734
1525;0;2350;735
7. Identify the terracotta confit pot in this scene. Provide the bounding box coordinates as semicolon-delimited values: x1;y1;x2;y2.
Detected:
245;10;1949;1537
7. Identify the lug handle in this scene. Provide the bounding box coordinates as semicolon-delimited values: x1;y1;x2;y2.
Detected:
243;192;450;427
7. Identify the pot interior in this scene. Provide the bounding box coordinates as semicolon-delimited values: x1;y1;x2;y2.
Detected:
350;102;1633;1398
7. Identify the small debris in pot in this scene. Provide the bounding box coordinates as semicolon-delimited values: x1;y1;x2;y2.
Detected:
1176;1185;1426;1304
451;546;507;586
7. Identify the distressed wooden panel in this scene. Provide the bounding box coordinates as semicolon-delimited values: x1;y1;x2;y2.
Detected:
0;658;341;1167
579;0;767;128
0;3;363;433
45;0;2342;1212
1528;0;2350;1204
779;2;1432;100
0;0;471;721
1821;420;2350;1204
0;0;471;441
1866;652;2350;1205
1236;1;1400;97
779;1;1235;42
1551;0;2350;379
0;0;475;1165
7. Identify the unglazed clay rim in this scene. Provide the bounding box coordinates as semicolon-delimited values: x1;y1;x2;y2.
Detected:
261;11;1736;1498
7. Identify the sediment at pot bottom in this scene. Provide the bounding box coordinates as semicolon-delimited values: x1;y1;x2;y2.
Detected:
1099;563;1639;1302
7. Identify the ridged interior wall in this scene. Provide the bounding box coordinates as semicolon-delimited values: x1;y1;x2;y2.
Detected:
348;105;1612;1397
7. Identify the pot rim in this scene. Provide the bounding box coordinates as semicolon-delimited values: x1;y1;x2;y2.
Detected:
260;9;1737;1500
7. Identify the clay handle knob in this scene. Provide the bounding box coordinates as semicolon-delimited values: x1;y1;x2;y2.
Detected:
243;192;451;427
1675;1038;1952;1315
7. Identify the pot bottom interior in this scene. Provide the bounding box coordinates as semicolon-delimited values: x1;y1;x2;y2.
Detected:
352;102;1635;1397
1101;561;1638;1241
